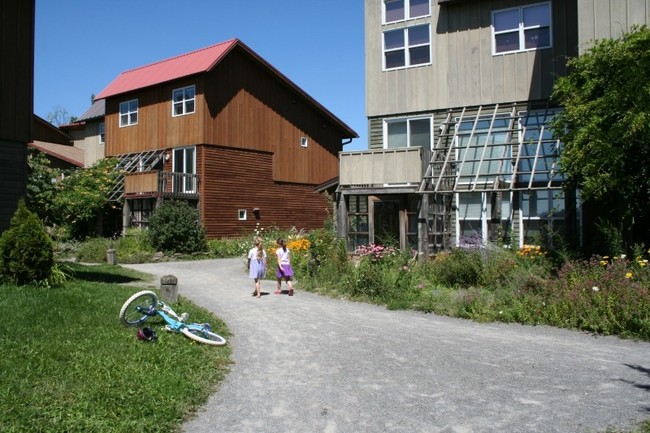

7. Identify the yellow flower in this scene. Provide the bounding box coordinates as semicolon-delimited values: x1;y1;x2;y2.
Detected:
625;272;633;279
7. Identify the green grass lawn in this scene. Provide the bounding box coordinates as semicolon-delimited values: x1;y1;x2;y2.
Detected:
0;263;231;433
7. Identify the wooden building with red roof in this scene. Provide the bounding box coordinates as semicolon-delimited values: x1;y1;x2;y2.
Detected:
95;39;357;237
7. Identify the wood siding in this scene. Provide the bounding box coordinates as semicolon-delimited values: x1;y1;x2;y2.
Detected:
105;46;344;187
577;0;650;52
203;49;341;185
33;116;71;145
0;0;33;232
68;120;105;167
365;0;578;117
200;145;331;238
0;0;33;143
0;140;28;231
105;76;205;156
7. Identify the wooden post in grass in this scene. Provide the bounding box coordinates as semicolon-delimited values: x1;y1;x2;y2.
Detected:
106;249;116;265
160;275;178;303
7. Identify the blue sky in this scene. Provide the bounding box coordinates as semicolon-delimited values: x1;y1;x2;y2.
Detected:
34;0;367;151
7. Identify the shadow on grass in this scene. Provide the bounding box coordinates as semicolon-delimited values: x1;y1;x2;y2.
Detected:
64;262;151;285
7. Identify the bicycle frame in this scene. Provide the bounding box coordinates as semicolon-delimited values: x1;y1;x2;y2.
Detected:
120;290;226;346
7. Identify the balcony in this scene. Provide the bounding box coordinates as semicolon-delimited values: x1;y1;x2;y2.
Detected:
339;147;426;193
124;171;200;199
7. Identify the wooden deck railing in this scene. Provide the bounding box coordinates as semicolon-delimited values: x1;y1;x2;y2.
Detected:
124;171;199;198
339;147;425;189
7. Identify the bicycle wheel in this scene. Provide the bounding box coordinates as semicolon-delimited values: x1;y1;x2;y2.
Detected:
181;326;227;346
119;290;158;327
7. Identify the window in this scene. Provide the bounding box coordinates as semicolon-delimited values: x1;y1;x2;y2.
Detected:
347;195;369;251
521;189;565;245
383;0;430;23
457;191;511;246
238;209;247;221
492;2;551;55
173;147;196;193
385;116;432;149
384;24;430;69
99;122;105;144
119;99;138;127
517;109;564;187
172;85;195;117
455;114;512;186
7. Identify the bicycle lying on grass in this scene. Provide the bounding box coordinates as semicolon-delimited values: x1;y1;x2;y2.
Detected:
119;290;226;346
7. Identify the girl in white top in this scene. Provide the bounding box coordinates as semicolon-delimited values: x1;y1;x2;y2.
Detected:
274;238;294;296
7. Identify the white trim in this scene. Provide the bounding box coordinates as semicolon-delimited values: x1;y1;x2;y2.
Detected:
383;115;433;150
383;24;431;71
238;209;247;221
491;1;552;56
383;0;431;25
119;99;138;127
171;85;196;117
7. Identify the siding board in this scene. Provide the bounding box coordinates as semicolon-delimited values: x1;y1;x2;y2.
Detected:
200;145;331;238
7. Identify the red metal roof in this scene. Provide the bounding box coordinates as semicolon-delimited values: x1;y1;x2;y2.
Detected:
95;39;237;100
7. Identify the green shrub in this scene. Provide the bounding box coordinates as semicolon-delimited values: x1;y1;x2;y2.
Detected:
147;200;207;254
208;237;248;258
0;200;54;285
75;237;111;263
431;248;484;288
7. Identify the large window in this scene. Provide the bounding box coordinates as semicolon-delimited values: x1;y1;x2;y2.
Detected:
119;99;138;127
383;0;430;23
492;2;551;55
173;147;196;193
384;24;430;69
172;85;196;117
385;116;432;149
455;114;512;187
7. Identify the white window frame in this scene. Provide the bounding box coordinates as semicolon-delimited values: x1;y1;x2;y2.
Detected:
383;0;431;24
519;189;565;247
172;85;196;117
173;146;197;193
119;99;138;127
383;115;433;149
383;24;431;70
455;191;513;247
492;2;552;55
238;209;247;221
98;122;105;144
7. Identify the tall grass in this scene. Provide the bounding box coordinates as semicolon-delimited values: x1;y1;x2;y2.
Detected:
0;263;231;433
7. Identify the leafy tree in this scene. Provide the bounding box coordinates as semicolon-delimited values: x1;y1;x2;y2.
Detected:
26;148;61;225
147;200;207;254
51;157;121;238
26;152;121;239
551;25;650;251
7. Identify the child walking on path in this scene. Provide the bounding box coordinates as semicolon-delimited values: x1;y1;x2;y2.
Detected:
247;236;267;298
275;238;294;296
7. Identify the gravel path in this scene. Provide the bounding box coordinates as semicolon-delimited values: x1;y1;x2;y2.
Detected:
122;258;650;433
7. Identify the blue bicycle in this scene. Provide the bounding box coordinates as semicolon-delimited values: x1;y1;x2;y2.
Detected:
119;290;226;346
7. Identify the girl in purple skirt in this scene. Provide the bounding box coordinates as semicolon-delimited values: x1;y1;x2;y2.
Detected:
274;238;294;296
